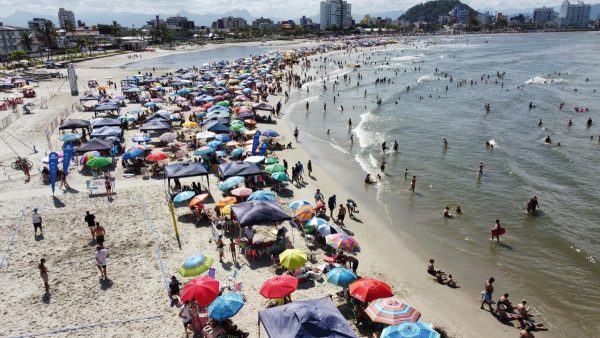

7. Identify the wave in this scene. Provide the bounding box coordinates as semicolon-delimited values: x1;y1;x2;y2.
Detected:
353;111;386;149
391;54;423;62
417;74;441;84
525;76;564;85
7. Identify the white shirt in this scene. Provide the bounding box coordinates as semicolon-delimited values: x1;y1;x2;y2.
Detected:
32;212;41;223
95;249;109;265
181;304;191;322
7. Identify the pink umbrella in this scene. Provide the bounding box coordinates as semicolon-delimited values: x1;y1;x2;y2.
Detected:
231;187;253;198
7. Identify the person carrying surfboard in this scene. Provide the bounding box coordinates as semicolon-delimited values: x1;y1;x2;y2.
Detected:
491;219;505;242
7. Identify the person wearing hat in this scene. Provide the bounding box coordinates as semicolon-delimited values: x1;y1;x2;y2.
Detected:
32;208;43;237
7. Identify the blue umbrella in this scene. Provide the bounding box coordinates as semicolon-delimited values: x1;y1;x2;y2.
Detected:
229;148;245;157
248;190;277;201
215;150;227;157
306;217;328;228
143;102;156;108
207;140;222;149
193;147;214;156
208;293;245;321
326;267;358;287
132;134;151;142
59;133;82;142
289;200;312;210
214;134;231;142
262;130;280;138
381;322;440;338
173;191;196;203
122;148;144;160
219;176;244;191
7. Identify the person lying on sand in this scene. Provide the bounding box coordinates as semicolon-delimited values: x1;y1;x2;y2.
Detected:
435;270;447;284
495;304;522;322
497;293;514;312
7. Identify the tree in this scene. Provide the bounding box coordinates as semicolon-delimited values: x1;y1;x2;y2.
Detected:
20;31;35;59
495;16;508;29
64;20;76;35
37;20;58;60
97;24;112;35
9;50;28;62
111;20;122;37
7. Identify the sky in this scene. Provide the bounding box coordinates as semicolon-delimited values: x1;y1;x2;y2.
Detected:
0;0;567;17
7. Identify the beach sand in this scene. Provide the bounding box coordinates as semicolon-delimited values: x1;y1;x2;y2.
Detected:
0;41;555;338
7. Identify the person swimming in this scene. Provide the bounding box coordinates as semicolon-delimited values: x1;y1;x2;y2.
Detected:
538;119;543;127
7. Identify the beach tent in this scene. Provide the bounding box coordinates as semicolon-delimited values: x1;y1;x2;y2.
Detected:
218;161;261;179
92;117;122;128
230;200;291;227
94;103;121;116
258;297;358;338
140;120;171;132
252;102;274;111
79;94;102;102
59;119;91;131
164;162;210;188
206;121;231;133
147;112;171;121
76;139;114;153
90;126;122;138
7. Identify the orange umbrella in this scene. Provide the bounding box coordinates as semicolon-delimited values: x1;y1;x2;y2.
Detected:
216;196;237;207
295;205;315;222
188;193;210;209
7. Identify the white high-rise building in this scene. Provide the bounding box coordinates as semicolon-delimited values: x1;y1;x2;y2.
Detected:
533;7;557;24
320;0;352;30
558;1;591;28
58;8;76;29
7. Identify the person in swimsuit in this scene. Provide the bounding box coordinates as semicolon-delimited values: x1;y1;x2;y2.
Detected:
216;235;225;262
443;207;453;218
229;238;237;264
337;204;346;225
84;211;96;241
104;177;112;200
409;176;416;193
480;277;495;311
94;222;106;247
39;258;49;293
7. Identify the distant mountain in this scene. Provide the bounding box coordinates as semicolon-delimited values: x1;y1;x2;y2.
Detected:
0;9;255;28
400;0;475;22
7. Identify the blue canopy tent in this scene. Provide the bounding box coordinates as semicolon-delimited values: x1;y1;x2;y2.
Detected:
206;121;231;133
92;117;122;128
94;102;121;117
140;120;171;132
90;126;122;139
76;138;114;154
147;112;171;121
230;200;291;227
79;94;102;102
59;119;91;131
258;298;358;338
218;161;261;179
164;161;210;189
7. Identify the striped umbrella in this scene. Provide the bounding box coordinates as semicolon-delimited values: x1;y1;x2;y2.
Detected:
326;233;360;254
289;200;312;210
365;298;421;325
178;254;214;277
381;322;440;338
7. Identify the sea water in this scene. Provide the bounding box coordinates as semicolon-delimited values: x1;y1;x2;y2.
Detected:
286;32;600;337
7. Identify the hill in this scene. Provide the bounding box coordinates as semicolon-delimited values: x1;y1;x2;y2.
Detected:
400;0;475;23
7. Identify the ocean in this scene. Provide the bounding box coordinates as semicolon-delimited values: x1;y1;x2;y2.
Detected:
284;32;599;337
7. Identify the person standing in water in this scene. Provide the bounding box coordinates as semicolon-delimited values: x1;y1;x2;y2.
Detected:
348;118;352;129
479;161;484;175
409;176;416;193
382;142;388;152
393;140;399;152
442;137;448;150
492;219;503;242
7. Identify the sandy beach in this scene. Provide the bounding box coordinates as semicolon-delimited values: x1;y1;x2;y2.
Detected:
0;40;559;338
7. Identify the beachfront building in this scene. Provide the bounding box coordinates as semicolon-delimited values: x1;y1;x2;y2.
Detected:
252;17;276;30
320;0;352;30
211;17;247;32
449;4;470;24
166;15;195;30
28;18;49;31
477;11;495;24
0;24;39;61
360;15;393;27
58;8;76;29
558;1;591;28
533;7;558;24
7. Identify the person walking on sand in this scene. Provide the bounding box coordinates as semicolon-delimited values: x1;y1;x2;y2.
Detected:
409;176;416;193
21;159;30;181
307;160;313;177
229;238;237;264
95;246;109;280
39;258;49;293
94;222;106;247
216;235;225;262
480;277;495;311
180;300;192;337
293;127;299;141
328;195;337;218
104;177;112;199
337;204;347;225
32;208;43;237
168;276;181;307
84;211;96;241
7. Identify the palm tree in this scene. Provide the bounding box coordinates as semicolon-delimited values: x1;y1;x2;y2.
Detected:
111;20;122;37
37;20;58;61
19;31;34;60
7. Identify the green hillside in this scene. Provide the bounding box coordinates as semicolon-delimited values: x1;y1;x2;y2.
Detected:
400;0;476;22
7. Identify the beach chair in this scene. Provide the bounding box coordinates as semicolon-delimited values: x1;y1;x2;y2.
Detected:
86;180;98;196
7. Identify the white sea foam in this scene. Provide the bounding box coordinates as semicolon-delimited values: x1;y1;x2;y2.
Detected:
525;76;563;85
353;111;386;148
417;74;439;83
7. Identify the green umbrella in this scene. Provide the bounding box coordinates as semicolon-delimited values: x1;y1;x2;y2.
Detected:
230;124;245;132
264;157;279;164
216;100;230;107
271;172;289;182
264;164;286;173
86;157;112;168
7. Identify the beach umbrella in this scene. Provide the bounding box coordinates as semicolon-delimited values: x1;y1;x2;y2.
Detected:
248;190;276;201
316;223;342;237
215;150;227;157
178;254;214;277
159;132;177;142
196;131;216;139
122;148;144;160
288;199;312;210
262;130;280;138
230;124;245;132
326;267;358;288
143;102;156;108
182;121;198;128
231;187;253;198
365;298;421;325
174;191;196;203
306;217;328;228
326;233;360;254
146;152;168;161
208;293;245;321
220;204;232;215
86;157;112;168
349;278;394;303
294;205;314;222
264;164;286;173
279;249;307;270
218;176;244;191
264;157;279;164
229;148;245;157
207;140;222;148
216;196;237;207
214;134;231;142
193;146;214;156
132;133;151;143
180;276;219;306
80;151;100;165
381;322;440;338
189;193;210;209
271;172;289;182
59;133;81;142
259;275;298;298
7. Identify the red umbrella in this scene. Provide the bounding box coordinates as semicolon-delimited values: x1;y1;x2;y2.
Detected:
181;276;220;306
259;275;298;299
146;152;168;161
349;278;394;303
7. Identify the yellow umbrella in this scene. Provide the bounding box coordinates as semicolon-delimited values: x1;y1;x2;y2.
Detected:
182;121;198;128
220;204;232;215
279;249;308;270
